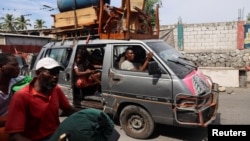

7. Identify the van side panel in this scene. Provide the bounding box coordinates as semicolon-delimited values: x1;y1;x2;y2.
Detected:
100;43;112;92
102;44;175;125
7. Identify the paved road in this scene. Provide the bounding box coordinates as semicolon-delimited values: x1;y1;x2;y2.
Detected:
214;87;250;125
60;87;250;141
115;87;250;141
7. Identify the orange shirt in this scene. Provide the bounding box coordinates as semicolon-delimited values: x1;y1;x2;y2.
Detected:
5;80;71;141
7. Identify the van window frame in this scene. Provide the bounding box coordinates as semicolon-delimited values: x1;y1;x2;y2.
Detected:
112;44;167;74
44;47;73;68
113;44;148;72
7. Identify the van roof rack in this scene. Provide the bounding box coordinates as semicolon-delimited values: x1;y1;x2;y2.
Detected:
51;25;99;41
66;34;100;41
51;0;160;40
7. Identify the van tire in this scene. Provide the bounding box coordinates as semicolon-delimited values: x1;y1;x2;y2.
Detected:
119;105;155;139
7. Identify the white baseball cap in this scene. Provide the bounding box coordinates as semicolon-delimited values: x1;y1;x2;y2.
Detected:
35;57;64;71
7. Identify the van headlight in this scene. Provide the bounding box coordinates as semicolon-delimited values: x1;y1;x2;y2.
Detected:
175;94;212;109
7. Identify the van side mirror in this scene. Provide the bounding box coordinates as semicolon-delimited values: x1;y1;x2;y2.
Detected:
148;61;161;75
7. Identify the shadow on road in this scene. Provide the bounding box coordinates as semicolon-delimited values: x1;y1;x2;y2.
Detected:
149;124;208;141
147;113;222;141
212;113;221;125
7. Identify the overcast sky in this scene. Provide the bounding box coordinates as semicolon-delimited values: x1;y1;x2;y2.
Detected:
0;0;249;29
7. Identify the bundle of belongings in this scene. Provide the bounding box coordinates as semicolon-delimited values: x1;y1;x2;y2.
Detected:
49;108;120;141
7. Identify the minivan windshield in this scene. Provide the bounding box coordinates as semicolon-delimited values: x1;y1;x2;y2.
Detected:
146;41;196;79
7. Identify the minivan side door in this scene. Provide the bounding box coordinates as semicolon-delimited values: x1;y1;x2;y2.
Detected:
106;44;174;124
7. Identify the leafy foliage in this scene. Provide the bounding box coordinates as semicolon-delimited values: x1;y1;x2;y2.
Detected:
247;13;250;21
0;14;46;32
0;14;17;32
144;0;162;24
15;15;32;30
34;19;47;29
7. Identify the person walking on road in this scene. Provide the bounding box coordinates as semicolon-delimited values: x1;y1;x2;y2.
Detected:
5;57;78;141
0;52;24;141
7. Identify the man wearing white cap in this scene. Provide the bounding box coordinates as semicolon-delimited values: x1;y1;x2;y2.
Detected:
5;57;78;141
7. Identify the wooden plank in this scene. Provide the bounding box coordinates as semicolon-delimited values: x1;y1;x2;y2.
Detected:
130;0;145;11
100;33;128;40
99;33;158;40
122;0;145;11
130;34;159;39
54;7;98;28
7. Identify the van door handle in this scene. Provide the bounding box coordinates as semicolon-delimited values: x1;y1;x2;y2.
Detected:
113;78;120;81
64;73;70;81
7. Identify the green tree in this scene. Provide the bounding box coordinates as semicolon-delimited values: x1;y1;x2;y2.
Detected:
144;0;162;24
34;19;47;29
0;14;17;32
247;13;250;21
15;15;31;30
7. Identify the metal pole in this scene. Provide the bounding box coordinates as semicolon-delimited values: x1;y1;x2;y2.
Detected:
73;0;77;37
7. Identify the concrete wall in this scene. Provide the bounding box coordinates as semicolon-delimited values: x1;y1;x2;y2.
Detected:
181;49;250;68
199;67;239;87
160;21;250;88
183;49;250;88
161;21;239;51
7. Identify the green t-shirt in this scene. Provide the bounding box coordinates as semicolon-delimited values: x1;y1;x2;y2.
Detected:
12;75;33;93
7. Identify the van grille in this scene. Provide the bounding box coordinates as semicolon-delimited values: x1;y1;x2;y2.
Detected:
192;75;209;95
175;104;216;125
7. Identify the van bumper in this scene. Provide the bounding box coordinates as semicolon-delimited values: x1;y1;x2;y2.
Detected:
173;83;219;127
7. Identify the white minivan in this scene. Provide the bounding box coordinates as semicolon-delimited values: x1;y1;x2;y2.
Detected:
31;38;219;139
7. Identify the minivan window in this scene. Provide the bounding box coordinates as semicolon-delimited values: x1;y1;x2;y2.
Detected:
113;45;148;71
15;55;29;75
146;41;195;78
45;48;72;68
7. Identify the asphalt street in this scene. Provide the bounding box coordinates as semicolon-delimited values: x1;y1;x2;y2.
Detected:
60;87;250;141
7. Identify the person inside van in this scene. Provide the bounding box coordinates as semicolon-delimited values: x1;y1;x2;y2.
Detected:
120;47;153;71
74;50;102;89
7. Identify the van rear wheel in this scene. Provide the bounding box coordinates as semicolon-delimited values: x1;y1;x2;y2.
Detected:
119;105;155;139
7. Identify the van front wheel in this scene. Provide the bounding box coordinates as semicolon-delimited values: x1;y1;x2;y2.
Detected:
119;105;155;139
